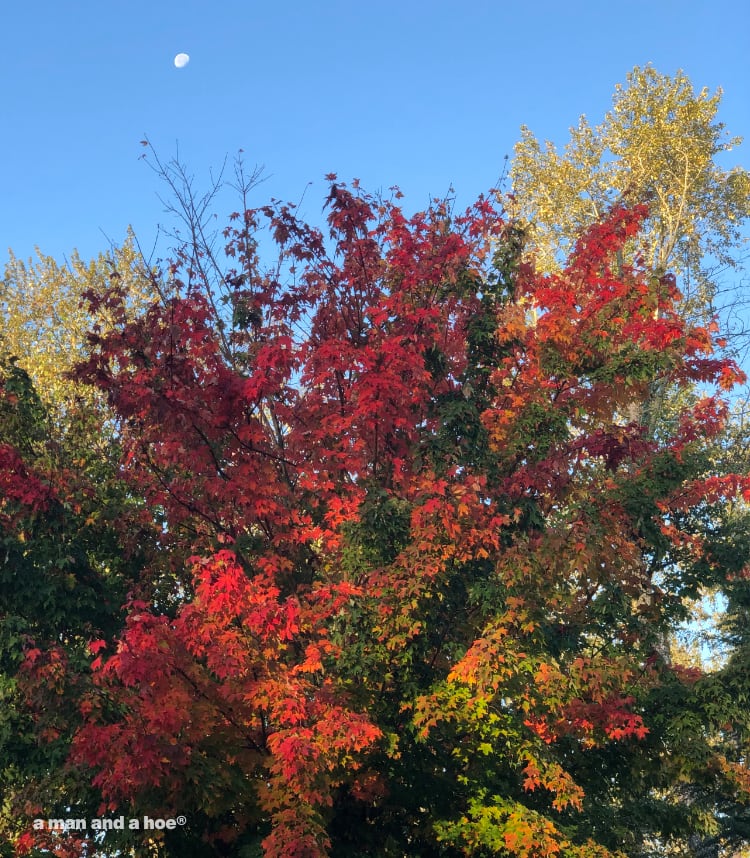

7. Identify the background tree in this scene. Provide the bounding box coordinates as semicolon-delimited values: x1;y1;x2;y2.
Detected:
510;65;750;352
1;234;158;429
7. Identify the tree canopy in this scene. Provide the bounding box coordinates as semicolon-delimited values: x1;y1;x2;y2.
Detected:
1;170;749;858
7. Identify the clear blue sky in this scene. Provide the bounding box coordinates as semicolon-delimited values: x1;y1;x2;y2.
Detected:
2;0;749;266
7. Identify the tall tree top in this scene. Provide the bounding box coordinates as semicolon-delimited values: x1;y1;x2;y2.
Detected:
511;65;750;330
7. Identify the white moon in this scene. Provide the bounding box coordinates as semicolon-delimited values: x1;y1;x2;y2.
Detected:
174;53;190;68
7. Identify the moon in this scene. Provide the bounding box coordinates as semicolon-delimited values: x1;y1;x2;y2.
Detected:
174;53;190;69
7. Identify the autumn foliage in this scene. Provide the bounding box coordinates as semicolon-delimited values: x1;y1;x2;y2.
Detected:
2;180;750;857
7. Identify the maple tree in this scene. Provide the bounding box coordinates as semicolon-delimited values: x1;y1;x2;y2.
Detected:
3;176;750;858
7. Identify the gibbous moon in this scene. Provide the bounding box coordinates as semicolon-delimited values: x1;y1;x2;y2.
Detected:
174;53;190;69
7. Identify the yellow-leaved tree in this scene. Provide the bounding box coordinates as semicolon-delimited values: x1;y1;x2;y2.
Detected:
511;65;750;331
0;231;158;427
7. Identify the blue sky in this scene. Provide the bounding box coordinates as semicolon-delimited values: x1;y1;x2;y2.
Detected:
1;0;749;266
